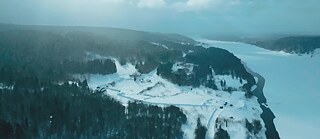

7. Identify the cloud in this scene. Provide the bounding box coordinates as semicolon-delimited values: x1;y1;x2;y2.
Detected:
173;0;215;11
137;0;167;8
137;0;242;12
97;0;124;3
1;0;320;36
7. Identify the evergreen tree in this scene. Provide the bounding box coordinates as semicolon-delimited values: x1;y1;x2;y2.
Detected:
195;118;207;139
214;126;230;139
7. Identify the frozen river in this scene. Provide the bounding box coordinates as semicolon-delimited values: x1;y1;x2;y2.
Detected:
200;39;320;139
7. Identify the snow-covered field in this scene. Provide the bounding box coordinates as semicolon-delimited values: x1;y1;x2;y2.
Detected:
200;39;320;139
74;59;265;139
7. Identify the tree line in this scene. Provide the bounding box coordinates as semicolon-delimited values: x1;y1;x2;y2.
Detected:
0;79;187;139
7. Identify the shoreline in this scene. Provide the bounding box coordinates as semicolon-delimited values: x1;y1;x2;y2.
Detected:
244;64;280;139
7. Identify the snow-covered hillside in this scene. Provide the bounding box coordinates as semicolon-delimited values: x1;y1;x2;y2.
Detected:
199;39;320;139
74;59;266;139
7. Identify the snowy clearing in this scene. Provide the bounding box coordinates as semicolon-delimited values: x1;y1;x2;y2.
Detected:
74;59;265;139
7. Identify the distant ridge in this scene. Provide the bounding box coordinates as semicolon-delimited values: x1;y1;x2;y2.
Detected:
0;23;195;44
254;36;320;54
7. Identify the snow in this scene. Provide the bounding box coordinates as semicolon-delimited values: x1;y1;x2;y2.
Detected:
199;39;320;139
250;85;257;92
183;50;194;57
213;91;266;139
150;42;169;49
74;59;138;89
182;107;220;139
214;75;247;90
172;62;195;75
183;52;187;57
85;52;114;61
0;83;13;90
178;42;190;45
310;48;320;57
74;59;265;139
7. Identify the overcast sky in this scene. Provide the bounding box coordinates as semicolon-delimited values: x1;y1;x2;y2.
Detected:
1;0;320;36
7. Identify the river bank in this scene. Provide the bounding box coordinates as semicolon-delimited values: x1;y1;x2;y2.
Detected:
245;64;280;139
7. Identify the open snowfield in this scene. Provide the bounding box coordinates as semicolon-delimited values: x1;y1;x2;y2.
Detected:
75;59;265;139
200;39;320;139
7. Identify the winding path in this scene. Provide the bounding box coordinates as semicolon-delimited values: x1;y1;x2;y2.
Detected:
206;109;218;128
